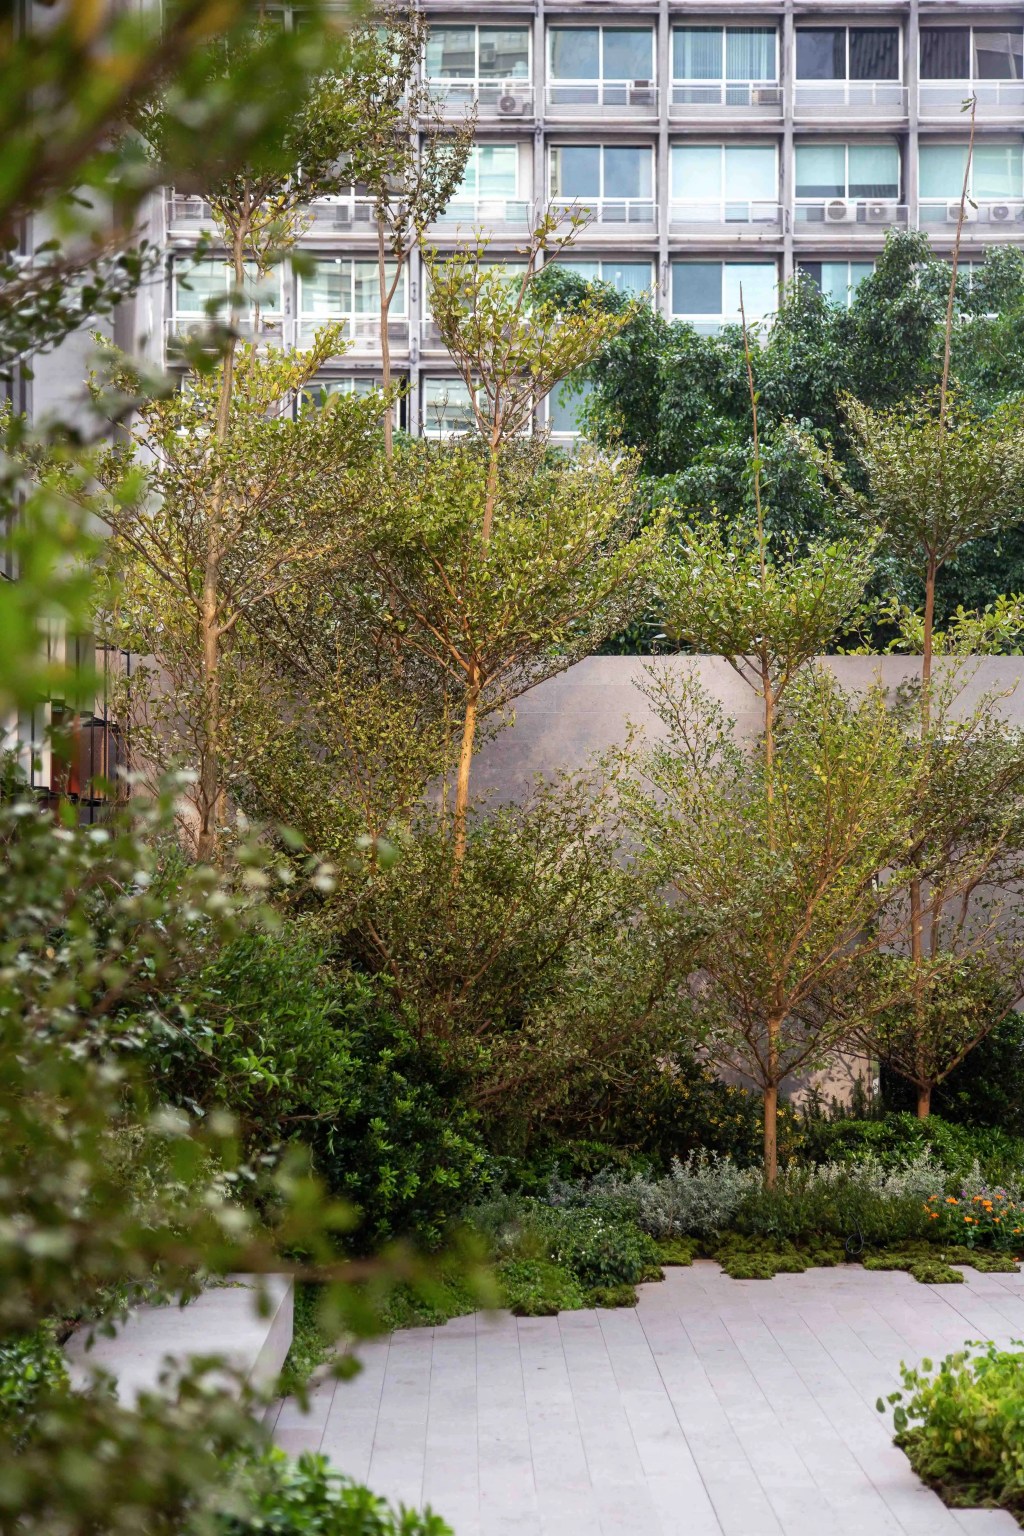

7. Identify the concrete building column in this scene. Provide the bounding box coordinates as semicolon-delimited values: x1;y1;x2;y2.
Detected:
781;0;795;285
657;0;671;316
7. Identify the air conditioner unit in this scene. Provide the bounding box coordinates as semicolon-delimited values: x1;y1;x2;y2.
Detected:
824;198;857;224
989;202;1015;223
331;203;352;228
628;78;655;107
752;85;780;107
497;91;526;116
947;200;977;223
864;200;896;224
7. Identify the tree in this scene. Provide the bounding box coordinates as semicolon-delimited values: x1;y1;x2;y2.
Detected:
90;337;385;851
631;667;926;1187
420;219;641;858
345;6;476;457
358;432;662;867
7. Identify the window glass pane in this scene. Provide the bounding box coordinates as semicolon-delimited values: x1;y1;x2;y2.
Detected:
795;144;846;198
723;263;776;320
303;258;350;314
671;262;722;314
479;28;529;80
848;143;899;198
799;262;824;291
601;261;653;296
604;29;653;80
551;145;601;197
475;145;518;196
353;261;405;314
849;28;899;80
423;379;475;434
974;143;1022;198
796;29;845;80
673;27;722;80
920;28;969;79
549;377;594;433
724;145;776;200
726;28;776;81
425;26;475;79
974;30;1024;81
672;145;721;200
550;28;598;78
850;262;875;293
176;259;225;313
919;143;969;198
558;259;601;283
243;264;280;311
603;146;652;199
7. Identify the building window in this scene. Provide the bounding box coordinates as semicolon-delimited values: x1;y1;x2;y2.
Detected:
296;258;406;348
548;377;595;435
299;377;383;411
796;27;900;81
440;144;523;220
670;261;778;334
548;27;654;106
919;141;1023;202
425;25;530;83
921;28;1023;81
795;142;900;199
554;259;654;297
422;378;476;436
549;144;655;218
671;28;778;109
671;143;777;221
171;258;282;320
798;261;874;306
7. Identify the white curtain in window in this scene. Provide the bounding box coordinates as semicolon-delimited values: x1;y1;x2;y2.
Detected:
919;143;969;199
848;143;899;196
726;29;776;81
672;145;721;199
795;144;845;197
974;143;1023;198
673;28;722;80
725;146;777;200
722;263;777;320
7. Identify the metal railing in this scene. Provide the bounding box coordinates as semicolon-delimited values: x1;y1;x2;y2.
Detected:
669;200;782;231
307;197;378;232
794;81;907;116
295;316;410;351
548;196;657;228
670;81;781;113
433;197;531;228
918;199;1024;230
793;199;908;230
545;79;658;112
919;81;1024;118
425;79;534;117
166;314;288;345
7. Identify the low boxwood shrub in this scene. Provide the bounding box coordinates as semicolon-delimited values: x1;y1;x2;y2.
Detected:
880;1341;1024;1518
217;1450;452;1535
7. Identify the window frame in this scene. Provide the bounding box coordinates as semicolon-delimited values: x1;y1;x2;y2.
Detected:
793;140;901;202
670;25;779;85
669;259;779;334
424;24;532;84
794;25;903;84
548;142;656;204
919;25;1024;83
670;140;780;220
918;138;1024;203
547;25;656;86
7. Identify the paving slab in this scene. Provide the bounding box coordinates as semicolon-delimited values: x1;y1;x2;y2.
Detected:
278;1264;1024;1536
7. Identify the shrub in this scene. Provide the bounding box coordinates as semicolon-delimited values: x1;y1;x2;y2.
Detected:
880;1342;1024;1516
497;1260;587;1317
217;1450;453;1535
802;1112;1024;1189
549;1152;763;1239
143;931;491;1249
882;1014;1024;1137
536;1207;661;1289
928;1186;1024;1251
0;1326;69;1451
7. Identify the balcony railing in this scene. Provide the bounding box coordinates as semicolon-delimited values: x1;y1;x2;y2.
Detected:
793;199;908;233
426;79;534;118
669;201;782;235
166;314;288;347
794;81;907;117
545;79;658;114
433;197;531;230
167;193;215;231
295;317;410;352
670;81;782;115
307;197;378;233
671;312;774;338
919;199;1024;231
549;196;657;229
919;81;1024;119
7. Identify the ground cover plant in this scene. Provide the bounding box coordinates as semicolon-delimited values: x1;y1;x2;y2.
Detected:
880;1341;1024;1523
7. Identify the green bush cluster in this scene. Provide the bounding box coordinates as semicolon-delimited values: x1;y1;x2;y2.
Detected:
802;1111;1024;1189
217;1451;453;1535
142;931;492;1250
0;1326;69;1452
881;1341;1024;1519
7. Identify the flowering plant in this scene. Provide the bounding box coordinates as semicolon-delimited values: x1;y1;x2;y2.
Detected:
925;1186;1024;1252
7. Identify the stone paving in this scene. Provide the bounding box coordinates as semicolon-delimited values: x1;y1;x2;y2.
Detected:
269;1261;1024;1536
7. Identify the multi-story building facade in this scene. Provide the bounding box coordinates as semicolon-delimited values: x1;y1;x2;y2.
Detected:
132;0;1024;444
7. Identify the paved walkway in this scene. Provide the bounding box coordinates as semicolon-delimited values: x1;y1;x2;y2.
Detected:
270;1261;1024;1536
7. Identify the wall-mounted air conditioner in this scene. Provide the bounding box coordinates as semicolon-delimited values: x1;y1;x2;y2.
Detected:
947;201;977;223
864;200;896;224
628;79;656;108
989;202;1015;223
824;198;857;224
497;90;526;116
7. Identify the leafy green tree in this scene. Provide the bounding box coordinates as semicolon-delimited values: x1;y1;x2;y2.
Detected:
419;219;640;859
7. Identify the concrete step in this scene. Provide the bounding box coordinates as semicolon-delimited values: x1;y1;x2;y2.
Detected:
64;1273;293;1405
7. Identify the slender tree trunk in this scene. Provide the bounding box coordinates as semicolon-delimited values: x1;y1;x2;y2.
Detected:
195;215;245;863
481;436;500;548
906;552;938;1112
377;220;393;459
763;1017;781;1188
452;671;480;871
917;1083;932;1119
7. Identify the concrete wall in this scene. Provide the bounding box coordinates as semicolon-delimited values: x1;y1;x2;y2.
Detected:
473;655;1024;799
